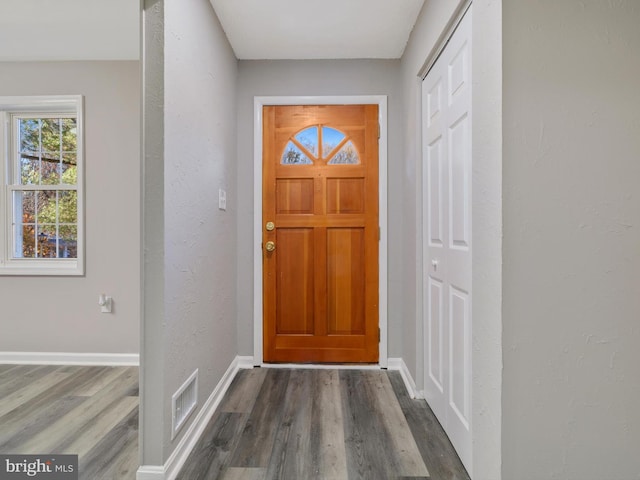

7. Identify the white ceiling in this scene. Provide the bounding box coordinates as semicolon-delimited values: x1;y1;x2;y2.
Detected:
0;0;139;61
210;0;426;60
0;0;425;62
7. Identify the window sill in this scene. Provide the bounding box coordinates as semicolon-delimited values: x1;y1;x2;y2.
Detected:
0;259;83;276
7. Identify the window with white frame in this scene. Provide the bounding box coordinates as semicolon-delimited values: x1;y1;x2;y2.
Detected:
0;96;83;275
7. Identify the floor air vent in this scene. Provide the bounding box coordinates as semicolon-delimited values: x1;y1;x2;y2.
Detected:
171;369;198;439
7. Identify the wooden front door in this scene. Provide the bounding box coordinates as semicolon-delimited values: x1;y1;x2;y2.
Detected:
262;104;379;363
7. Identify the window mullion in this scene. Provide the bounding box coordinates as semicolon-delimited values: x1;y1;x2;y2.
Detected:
0;112;6;265
7;184;76;191
55;191;60;258
38;119;42;186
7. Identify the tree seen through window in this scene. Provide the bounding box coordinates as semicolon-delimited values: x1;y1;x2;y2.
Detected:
16;117;78;259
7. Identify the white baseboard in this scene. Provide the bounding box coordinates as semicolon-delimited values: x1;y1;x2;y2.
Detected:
387;357;421;399
137;355;247;480
236;355;256;369
135;466;164;480
0;351;139;366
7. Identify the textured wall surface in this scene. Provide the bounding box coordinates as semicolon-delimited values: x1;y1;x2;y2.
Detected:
399;0;464;399
469;2;503;477
0;0;139;62
162;0;238;459
502;1;640;478
400;1;503;478
0;61;140;355
235;59;403;358
141;0;238;465
141;0;165;465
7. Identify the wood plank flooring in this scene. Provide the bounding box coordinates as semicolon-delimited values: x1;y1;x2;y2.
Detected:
0;365;138;480
177;368;470;480
0;366;469;479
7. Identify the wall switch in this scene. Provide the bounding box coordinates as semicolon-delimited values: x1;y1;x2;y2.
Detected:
218;189;227;210
98;294;112;313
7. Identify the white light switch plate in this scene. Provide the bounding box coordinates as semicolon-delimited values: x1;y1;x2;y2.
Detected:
218;189;227;210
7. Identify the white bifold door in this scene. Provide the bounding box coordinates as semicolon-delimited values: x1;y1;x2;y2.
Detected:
421;6;472;473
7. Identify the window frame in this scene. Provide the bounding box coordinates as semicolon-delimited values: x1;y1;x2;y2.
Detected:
0;95;84;276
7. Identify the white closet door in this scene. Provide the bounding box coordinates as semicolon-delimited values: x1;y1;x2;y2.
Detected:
422;6;472;472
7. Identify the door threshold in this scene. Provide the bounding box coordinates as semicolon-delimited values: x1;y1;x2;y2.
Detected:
257;363;386;370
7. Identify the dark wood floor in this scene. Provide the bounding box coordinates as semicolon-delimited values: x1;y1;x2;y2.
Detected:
0;365;469;479
0;364;138;480
177;368;470;480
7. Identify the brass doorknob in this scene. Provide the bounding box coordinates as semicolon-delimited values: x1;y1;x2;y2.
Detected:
265;221;275;231
265;241;276;252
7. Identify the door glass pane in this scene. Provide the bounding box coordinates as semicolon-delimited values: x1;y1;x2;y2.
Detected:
328;140;360;165
321;127;345;158
294;127;318;157
281;141;313;165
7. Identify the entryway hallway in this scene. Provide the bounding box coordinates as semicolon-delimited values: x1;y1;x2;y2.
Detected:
176;368;469;480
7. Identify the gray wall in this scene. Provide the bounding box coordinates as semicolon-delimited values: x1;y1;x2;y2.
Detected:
399;0;466;395
0;61;140;355
141;0;238;465
400;1;503;478
236;59;403;358
502;1;640;478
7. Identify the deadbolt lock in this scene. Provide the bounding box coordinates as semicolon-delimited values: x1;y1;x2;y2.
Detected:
265;241;276;252
265;221;275;231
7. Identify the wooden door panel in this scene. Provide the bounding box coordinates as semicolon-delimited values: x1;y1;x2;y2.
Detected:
274;215;366;228
275;165;365;178
327;178;365;214
276;179;314;214
327;228;365;335
273;105;367;128
277;335;367;349
263;104;378;363
275;228;315;335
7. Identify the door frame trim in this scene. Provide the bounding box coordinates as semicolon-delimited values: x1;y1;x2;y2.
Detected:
252;95;388;367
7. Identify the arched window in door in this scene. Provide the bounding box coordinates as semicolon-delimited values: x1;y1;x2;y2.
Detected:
281;125;360;165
